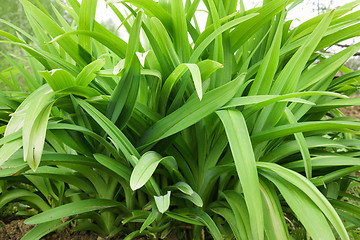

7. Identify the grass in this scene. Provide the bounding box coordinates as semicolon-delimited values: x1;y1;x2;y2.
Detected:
0;0;360;239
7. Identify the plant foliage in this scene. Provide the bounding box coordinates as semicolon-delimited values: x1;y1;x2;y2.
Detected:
1;0;360;239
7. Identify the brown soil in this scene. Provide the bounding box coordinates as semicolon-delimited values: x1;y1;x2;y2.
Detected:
0;220;33;240
340;105;360;119
0;220;97;240
339;92;360;119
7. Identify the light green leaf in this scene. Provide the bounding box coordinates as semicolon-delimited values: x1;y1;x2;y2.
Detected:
311;98;360;112
48;30;127;59
260;136;345;163
253;10;335;133
0;139;22;166
230;0;288;49
224;91;345;110
178;192;203;208
171;182;203;207
298;42;360;91
284;155;360;170
106;11;143;128
19;0;87;66
160;62;205;112
122;0;172;30
196;59;223;80
174;182;194;195
5;85;51;136
248;11;285;96
57;86;101;98
150;17;180;68
76;58;105;86
184;63;202;100
24;102;54;171
154;191;171;214
39;69;75;91
7;85;55;171
130;151;165;190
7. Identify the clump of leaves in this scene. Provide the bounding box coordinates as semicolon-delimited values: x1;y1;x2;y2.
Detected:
1;0;360;239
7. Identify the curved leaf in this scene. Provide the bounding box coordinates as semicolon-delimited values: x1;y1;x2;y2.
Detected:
258;162;349;240
24;199;122;224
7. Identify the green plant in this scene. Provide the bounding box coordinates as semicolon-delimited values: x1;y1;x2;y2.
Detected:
1;0;360;239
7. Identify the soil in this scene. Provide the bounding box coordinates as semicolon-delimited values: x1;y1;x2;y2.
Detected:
0;220;98;240
339;92;360;119
340;104;360;119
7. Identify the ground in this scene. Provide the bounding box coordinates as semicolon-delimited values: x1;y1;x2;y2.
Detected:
340;105;360;119
0;220;98;240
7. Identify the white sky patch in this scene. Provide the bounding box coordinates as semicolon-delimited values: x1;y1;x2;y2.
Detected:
96;0;121;26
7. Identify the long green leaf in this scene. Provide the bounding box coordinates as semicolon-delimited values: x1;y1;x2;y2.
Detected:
48;30;127;59
20;0;87;66
76;98;139;162
252;121;360;145
180;208;223;240
0;189;50;212
22;220;71;240
284;108;312;179
259;179;289;240
106;11;143;128
223;190;253;240
189;13;258;63
78;0;98;55
0;139;22;166
25;199;122;224
253;10;334;133
217;109;263;240
261;170;336;240
165;211;204;226
93;154;131;181
258;162;349;240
